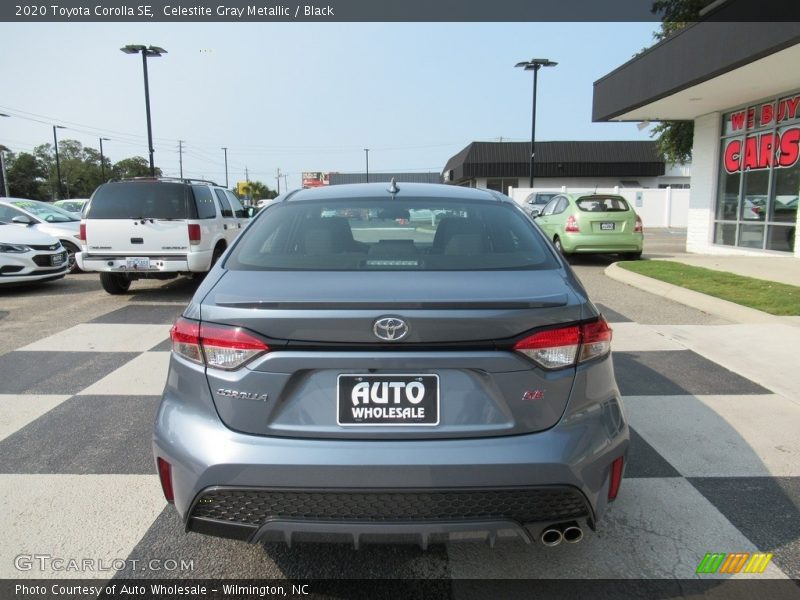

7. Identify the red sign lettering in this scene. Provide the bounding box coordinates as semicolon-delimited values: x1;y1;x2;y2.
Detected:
778;96;800;122
730;111;746;131
723;127;800;173
760;103;774;127
778;128;800;167
746;107;756;129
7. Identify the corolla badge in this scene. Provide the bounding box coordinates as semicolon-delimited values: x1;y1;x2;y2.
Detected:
373;317;409;341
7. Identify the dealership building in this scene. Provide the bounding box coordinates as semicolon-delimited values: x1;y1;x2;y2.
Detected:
593;14;800;257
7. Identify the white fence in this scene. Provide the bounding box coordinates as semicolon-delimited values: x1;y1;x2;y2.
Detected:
509;187;690;228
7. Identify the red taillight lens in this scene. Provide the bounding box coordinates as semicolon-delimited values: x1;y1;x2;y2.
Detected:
513;317;612;370
157;457;174;503
634;216;643;233
565;215;580;233
188;224;201;244
78;222;86;241
199;322;269;370
608;456;624;500
579;317;612;362
513;326;580;369
170;317;269;370
170;317;202;364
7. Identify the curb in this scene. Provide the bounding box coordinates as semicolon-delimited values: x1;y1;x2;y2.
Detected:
604;262;788;325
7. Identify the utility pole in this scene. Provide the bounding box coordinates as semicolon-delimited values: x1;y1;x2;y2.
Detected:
276;168;281;194
221;147;228;187
0;145;9;197
283;173;288;192
99;137;110;181
364;148;370;183
178;140;184;178
245;166;249;184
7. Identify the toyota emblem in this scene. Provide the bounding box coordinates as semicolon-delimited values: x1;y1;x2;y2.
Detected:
373;317;409;341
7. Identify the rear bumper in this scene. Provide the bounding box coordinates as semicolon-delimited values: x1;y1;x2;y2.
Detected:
153;355;629;545
76;251;211;273
561;233;643;254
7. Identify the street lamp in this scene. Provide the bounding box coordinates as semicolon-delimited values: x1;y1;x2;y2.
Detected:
221;147;228;187
364;148;369;183
0;113;9;197
99;137;110;181
53;125;66;199
515;58;557;189
120;44;167;177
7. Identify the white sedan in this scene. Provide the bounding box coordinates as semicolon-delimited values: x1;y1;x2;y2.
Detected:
0;222;68;285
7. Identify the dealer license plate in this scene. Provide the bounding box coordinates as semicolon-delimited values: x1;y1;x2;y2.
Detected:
600;222;615;231
126;257;150;270
51;252;65;266
337;374;439;426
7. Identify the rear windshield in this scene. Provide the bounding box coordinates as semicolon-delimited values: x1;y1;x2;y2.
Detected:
575;196;631;212
226;198;558;271
86;182;196;219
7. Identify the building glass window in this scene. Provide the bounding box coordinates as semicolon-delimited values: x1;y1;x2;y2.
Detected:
715;91;800;252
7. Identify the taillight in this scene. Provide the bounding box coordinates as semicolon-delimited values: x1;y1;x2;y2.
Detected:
513;317;612;370
170;317;269;370
188;224;201;245
608;456;624;500
634;215;643;233
565;215;580;232
157;457;174;503
78;221;86;241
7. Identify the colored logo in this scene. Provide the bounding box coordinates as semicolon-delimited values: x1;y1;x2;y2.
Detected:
696;552;773;575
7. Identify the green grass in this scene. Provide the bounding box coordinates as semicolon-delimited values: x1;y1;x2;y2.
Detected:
618;260;800;316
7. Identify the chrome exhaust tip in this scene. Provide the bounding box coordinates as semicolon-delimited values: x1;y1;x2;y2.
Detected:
540;527;563;547
562;524;584;544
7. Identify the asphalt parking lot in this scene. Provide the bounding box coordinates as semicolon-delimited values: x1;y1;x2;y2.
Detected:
0;228;798;586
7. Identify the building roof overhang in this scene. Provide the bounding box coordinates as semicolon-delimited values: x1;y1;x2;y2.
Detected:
593;20;800;123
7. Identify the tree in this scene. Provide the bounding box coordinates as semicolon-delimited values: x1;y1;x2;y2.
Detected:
5;151;48;200
112;157;162;179
240;180;277;201
647;0;711;164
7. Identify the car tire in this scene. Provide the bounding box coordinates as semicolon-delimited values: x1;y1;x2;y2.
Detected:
553;236;570;256
621;252;642;260
210;243;225;270
61;241;81;274
100;272;131;295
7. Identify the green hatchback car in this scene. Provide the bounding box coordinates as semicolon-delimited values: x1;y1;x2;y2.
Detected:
533;193;643;259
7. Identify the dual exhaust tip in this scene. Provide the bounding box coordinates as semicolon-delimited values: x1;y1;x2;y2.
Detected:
540;521;584;546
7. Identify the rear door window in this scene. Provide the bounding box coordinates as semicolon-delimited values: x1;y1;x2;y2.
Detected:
225;191;247;218
214;190;233;218
87;182;193;219
193;186;217;219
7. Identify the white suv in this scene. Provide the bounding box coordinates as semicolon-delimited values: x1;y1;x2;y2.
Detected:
76;178;251;294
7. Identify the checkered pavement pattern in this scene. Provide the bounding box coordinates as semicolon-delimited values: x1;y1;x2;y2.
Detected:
0;302;798;580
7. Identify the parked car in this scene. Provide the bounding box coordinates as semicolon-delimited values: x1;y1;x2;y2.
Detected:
53;199;89;217
77;177;251;294
0;221;69;286
524;191;559;217
154;182;629;549
533;193;643;259
0;198;82;273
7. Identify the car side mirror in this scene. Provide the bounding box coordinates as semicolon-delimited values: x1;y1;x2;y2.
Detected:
11;215;33;226
246;207;256;218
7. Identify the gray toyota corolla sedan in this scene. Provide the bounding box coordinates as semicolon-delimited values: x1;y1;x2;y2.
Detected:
154;182;629;548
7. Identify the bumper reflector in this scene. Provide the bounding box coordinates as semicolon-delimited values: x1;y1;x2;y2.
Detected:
157;457;174;503
608;456;624;500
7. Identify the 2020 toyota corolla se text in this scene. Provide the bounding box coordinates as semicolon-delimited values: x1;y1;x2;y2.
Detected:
153;182;629;548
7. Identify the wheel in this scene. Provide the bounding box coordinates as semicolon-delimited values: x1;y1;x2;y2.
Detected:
99;272;131;295
61;241;80;273
553;236;569;256
210;244;225;270
621;252;642;260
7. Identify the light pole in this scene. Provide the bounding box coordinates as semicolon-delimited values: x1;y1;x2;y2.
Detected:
515;58;557;189
0;113;9;197
53;125;66;199
364;148;369;183
121;44;167;177
221;147;228;187
99;137;110;181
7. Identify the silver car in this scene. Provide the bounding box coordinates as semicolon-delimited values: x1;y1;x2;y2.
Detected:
154;182;629;548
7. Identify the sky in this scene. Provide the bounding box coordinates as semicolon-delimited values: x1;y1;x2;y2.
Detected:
0;22;659;190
